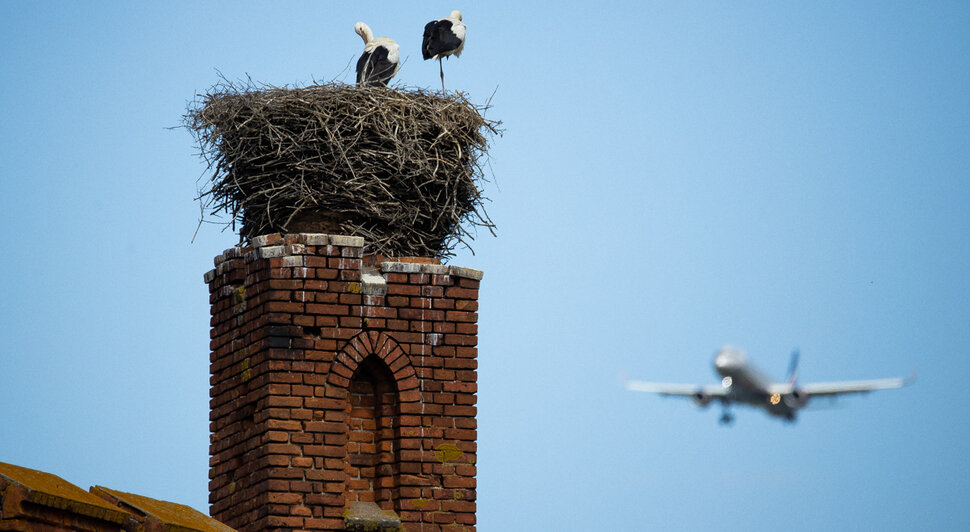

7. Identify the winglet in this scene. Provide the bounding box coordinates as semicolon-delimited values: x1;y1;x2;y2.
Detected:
786;349;800;386
903;365;918;386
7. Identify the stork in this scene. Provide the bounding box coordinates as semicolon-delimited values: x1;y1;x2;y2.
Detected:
354;22;400;87
422;10;466;91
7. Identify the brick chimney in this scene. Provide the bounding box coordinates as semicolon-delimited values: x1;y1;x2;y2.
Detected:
205;234;479;532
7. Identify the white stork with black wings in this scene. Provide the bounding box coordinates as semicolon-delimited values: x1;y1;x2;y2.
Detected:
422;10;466;91
354;22;400;87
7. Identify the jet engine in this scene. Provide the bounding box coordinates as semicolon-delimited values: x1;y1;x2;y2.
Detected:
782;389;809;409
692;391;713;407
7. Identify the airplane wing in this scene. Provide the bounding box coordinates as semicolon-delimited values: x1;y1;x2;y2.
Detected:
796;376;911;397
766;368;916;398
625;380;729;399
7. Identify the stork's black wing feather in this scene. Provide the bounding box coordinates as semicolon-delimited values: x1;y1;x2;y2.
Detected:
355;52;370;84
356;47;395;86
422;20;462;59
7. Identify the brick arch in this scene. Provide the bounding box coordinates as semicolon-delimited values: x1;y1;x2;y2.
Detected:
329;331;420;400
331;331;420;512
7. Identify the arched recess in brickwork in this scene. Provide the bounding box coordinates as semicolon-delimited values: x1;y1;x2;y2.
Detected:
329;331;420;400
330;332;420;513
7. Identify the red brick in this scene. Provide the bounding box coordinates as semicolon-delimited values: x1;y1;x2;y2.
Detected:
407;273;430;284
304;421;344;433
409;320;434;333
442;476;476;489
399;308;444;321
306;468;344;482
291;456;313;468
338;293;361;305
399;389;421;402
433;369;456;381
265;515;303;528
454;513;477;525
385;319;409;331
443;382;477;394
432;321;456;333
264;431;290;443
454;299;478;311
306;303;349;315
304;445;346;458
290;409;312;420
303;279;329;291
445;310;477;323
264;443;301;455
310;316;335;329
455;418;477;429
305;256;330;268
305;397;344;410
291;384;313;396
314;291;340;303
398;376;420;390
291;432;313;444
338;316;362;328
444;358;477;370
444;428;476;441
455;323;478;335
313;268;338;280
386;296;409;307
266;467;304;479
358;306;397;318
384;273;408;283
387;283;421;296
432;299;456;312
266;301;304;314
421;404;444;415
455;347;477;358
444;287;478;300
431;513;456;524
267;383;291;395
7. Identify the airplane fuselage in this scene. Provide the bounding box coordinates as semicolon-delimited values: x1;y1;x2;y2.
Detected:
714;347;800;420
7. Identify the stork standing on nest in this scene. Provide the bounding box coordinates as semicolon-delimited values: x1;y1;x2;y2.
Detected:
422;10;466;91
355;22;400;87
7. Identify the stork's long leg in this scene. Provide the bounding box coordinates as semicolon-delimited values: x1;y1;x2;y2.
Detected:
439;57;445;92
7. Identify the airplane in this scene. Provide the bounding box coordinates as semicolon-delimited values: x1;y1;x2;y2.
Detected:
626;346;915;424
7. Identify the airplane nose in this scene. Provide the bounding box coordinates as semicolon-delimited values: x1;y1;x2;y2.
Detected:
714;347;745;371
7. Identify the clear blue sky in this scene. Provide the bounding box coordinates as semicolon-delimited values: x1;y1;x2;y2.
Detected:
2;2;969;530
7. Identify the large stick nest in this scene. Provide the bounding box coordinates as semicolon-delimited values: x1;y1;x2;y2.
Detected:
185;81;499;258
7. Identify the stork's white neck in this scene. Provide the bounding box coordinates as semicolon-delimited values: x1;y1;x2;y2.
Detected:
355;22;374;43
